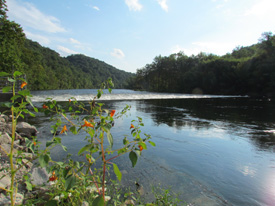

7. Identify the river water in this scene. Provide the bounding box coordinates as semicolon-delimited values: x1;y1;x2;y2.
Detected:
29;89;275;206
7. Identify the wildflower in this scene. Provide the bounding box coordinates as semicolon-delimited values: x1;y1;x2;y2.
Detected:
60;125;67;134
87;186;98;193
42;104;48;109
54;196;60;201
20;82;27;88
138;145;143;151
33;141;36;146
130;124;135;129
82;119;94;128
110;110;115;117
49;171;58;181
69;99;71;103
105;196;111;201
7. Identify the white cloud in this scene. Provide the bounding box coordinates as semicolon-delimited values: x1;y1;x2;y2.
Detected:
111;49;125;59
7;0;66;33
69;38;81;45
93;6;100;11
157;0;168;12
57;46;78;56
125;0;143;11
171;41;236;56
24;31;51;45
244;0;275;17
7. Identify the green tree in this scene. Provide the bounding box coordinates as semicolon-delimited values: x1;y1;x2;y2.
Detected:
0;0;25;72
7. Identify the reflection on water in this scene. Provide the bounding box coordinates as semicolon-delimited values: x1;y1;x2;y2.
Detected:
29;92;275;206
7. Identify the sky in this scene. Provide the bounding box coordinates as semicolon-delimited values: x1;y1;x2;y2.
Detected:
6;0;275;73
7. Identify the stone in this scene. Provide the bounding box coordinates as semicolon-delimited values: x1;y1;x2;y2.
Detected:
0;172;11;189
0;133;12;145
30;167;49;186
0;143;18;155
16;122;37;138
0;192;24;206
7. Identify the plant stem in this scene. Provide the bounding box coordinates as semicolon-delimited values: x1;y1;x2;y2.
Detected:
9;82;16;206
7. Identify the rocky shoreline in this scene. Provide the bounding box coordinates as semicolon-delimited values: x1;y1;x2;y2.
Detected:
0;114;49;205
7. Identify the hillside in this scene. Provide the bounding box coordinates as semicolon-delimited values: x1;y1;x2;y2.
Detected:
20;39;134;90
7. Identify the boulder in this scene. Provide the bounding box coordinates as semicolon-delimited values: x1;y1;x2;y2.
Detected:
16;122;37;138
0;193;24;206
30;167;50;186
0;172;11;190
0;133;12;145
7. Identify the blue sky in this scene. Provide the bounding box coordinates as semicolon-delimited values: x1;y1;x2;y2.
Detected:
6;0;275;73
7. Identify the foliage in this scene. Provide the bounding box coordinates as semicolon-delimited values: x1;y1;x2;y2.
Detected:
0;71;156;206
132;32;275;97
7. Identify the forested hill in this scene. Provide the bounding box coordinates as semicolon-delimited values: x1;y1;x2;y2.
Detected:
130;32;275;97
21;39;134;90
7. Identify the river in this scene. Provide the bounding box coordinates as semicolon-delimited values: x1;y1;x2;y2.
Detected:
29;89;275;206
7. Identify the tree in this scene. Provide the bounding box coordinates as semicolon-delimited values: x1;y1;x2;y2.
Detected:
0;0;25;72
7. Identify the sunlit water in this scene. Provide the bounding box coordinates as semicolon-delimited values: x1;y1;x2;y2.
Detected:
29;89;275;206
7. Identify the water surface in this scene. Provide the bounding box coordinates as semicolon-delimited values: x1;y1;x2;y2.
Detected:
30;90;275;206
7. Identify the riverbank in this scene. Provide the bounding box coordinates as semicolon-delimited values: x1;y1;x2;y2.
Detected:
0;114;50;205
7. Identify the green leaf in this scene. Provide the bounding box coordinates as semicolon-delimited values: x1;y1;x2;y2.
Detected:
149;141;156;147
46;141;54;147
113;163;122;181
65;175;76;191
70;126;77;134
45;200;58;206
129;151;138;167
139;142;147;150
7;77;15;82
2;86;11;93
61;145;67;151
39;154;50;167
13;71;22;77
78;144;92;155
92;195;104;206
0;72;10;77
107;131;113;148
25;181;32;191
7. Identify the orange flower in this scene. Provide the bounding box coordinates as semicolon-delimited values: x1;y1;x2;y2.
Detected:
138;145;143;151
20;82;27;89
42;104;48;109
110;110;115;117
69;99;71;103
49;171;58;181
60;125;67;134
33;141;36;146
82;120;94;128
130;124;135;129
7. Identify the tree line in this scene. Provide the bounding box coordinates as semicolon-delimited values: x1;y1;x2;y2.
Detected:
129;32;275;97
0;0;133;90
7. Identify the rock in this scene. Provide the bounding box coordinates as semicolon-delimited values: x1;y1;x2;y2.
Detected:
16;122;37;138
21;152;33;160
0;133;12;145
0;143;18;155
30;167;50;186
0;172;11;189
0;192;24;206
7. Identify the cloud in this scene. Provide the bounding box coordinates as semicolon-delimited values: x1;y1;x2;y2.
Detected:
125;0;142;11
7;0;66;33
57;46;78;56
171;41;235;56
157;0;168;12
111;49;125;59
244;0;275;17
93;6;100;11
24;31;51;45
69;38;81;45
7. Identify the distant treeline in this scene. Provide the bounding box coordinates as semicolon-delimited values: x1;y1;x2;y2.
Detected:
128;32;275;97
0;0;133;90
